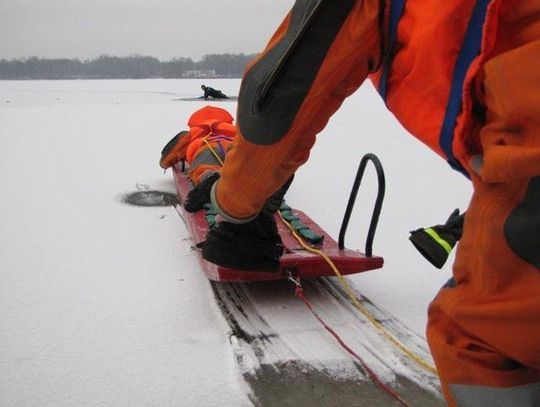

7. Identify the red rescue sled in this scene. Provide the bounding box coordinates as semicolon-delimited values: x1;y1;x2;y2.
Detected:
172;154;385;282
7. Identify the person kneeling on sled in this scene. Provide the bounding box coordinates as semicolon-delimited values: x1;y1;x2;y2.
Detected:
201;85;229;100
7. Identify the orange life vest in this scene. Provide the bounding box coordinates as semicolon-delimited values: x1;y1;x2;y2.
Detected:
185;118;236;163
163;105;236;168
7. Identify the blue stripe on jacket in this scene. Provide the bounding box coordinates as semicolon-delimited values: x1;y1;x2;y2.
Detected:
439;0;491;177
377;0;405;101
378;0;492;177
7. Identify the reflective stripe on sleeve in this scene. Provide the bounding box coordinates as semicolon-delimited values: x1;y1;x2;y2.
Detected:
424;227;453;254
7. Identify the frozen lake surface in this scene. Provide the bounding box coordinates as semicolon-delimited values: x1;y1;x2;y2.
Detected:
0;79;471;406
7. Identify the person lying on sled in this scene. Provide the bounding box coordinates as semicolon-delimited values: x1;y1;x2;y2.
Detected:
201;85;229;100
159;105;235;212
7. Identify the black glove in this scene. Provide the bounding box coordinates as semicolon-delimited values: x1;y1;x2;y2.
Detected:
184;172;220;213
409;209;465;269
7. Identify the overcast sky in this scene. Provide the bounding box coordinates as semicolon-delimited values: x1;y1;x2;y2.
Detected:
0;0;295;60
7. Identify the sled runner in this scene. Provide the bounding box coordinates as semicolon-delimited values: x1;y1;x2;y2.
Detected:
172;154;385;282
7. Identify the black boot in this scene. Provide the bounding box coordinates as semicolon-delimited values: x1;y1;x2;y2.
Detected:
184;172;220;213
202;211;283;272
159;131;189;169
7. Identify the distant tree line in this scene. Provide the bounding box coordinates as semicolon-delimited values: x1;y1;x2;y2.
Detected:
0;54;256;80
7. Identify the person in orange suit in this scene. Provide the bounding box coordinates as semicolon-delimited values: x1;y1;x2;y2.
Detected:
196;1;540;405
159;105;236;212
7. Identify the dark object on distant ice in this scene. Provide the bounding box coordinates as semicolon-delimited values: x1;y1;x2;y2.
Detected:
121;190;179;207
174;96;238;102
201;84;228;99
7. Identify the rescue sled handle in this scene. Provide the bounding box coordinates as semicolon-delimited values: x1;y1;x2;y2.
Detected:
338;153;386;257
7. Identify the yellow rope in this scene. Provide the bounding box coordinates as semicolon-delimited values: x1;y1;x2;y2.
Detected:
278;211;438;375
202;135;225;166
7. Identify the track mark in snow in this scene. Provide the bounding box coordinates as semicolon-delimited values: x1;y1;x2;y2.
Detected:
212;283;277;345
211;279;445;406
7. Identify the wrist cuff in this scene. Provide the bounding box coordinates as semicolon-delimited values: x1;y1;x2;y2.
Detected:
210;181;258;224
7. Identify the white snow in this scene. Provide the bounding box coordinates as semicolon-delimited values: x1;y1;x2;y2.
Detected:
0;78;471;406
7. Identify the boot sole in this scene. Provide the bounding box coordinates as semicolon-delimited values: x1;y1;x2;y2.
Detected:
202;239;280;273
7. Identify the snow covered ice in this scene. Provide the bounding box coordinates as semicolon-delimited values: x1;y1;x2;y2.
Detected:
0;79;471;406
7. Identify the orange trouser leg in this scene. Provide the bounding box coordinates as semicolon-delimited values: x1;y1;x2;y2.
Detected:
215;0;381;220
427;175;540;406
427;37;540;406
